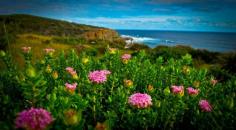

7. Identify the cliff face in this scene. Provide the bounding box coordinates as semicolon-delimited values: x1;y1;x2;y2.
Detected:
82;29;119;41
0;14;120;42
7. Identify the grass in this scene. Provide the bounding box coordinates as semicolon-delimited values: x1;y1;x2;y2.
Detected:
2;34;130;69
6;34;75;68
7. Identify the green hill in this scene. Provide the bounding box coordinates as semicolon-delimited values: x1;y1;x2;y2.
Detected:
0;14;121;49
0;14;98;35
0;14;127;69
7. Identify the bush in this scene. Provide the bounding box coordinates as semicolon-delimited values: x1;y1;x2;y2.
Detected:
0;48;235;130
129;43;150;51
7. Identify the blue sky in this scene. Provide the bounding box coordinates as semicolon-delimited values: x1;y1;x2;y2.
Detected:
0;0;236;32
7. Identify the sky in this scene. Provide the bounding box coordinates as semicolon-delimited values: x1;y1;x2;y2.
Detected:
0;0;236;32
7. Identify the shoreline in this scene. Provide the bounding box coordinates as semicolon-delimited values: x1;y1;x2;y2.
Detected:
118;31;236;52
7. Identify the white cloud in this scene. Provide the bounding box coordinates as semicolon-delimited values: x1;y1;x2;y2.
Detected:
66;16;236;30
71;16;184;24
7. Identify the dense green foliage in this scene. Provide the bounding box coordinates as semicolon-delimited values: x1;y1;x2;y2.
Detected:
0;14;99;36
148;45;236;80
0;14;235;129
0;48;235;130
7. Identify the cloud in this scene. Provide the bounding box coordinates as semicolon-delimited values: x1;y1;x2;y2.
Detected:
147;0;236;13
72;16;181;24
113;0;130;3
148;0;236;4
1;0;236;31
69;15;236;30
192;5;222;12
148;0;202;4
152;6;183;14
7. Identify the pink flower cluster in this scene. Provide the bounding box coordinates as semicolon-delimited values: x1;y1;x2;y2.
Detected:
44;48;55;54
121;54;131;60
21;47;31;53
15;108;53;130
171;85;184;95
66;67;77;76
199;100;212;112
65;83;77;92
88;70;111;84
128;93;152;108
187;87;199;96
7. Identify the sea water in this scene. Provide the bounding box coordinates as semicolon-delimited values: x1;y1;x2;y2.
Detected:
117;30;236;52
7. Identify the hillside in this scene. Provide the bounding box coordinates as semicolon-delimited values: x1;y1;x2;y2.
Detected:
0;14;120;43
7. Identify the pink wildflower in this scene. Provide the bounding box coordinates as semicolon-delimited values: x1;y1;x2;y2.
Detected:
44;48;55;54
21;47;31;53
171;85;184;96
66;67;77;77
199;100;213;112
211;79;218;86
187;87;199;96
128;93;152;108
66;67;74;72
65;83;77;92
121;54;131;60
15;108;53;130
88;70;111;84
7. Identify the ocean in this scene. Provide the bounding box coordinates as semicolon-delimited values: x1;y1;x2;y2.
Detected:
117;30;236;52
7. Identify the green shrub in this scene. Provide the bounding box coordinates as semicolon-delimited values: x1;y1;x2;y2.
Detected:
0;48;235;130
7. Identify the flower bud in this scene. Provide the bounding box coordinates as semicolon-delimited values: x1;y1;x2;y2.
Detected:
122;59;129;64
0;50;6;57
95;122;107;130
44;48;55;57
72;74;79;80
147;84;154;92
155;100;161;108
21;46;31;53
178;91;184;97
64;109;81;125
164;87;170;95
182;66;190;75
124;79;133;88
26;66;36;78
82;57;89;64
52;71;58;79
211;79;218;86
40;60;45;65
193;81;200;88
45;65;52;73
108;48;117;54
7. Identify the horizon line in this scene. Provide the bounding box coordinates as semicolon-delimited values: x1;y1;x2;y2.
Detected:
114;29;236;33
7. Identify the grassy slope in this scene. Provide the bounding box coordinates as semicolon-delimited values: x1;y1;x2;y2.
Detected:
0;14;126;68
9;34;73;67
3;33;129;69
0;14;100;36
0;14;123;50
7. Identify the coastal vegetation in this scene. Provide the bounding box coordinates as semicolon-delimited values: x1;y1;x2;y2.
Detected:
0;14;235;129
